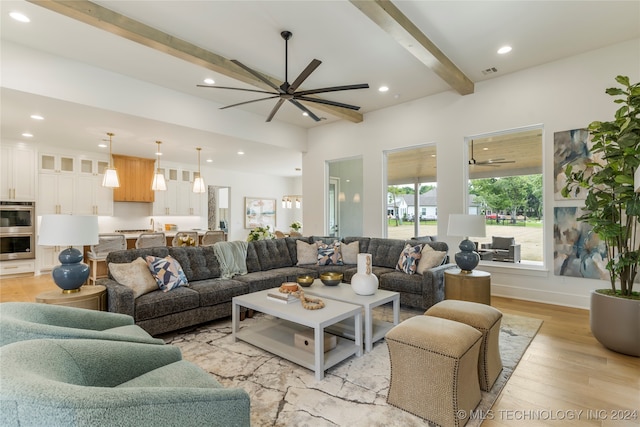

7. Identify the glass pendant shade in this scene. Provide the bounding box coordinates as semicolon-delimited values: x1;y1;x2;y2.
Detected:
102;168;120;188
192;147;206;193
151;172;167;191
102;132;120;188
152;140;167;191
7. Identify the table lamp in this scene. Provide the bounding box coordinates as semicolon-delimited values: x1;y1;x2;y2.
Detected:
38;215;99;293
447;214;486;273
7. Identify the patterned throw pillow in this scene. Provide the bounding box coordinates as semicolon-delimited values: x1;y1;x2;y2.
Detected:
396;243;423;274
316;241;343;265
145;255;189;292
416;244;447;274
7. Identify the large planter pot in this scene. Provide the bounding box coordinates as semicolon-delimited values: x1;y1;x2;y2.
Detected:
590;290;640;357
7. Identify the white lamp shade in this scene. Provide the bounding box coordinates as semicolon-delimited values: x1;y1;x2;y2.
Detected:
447;214;486;239
151;173;167;191
102;168;120;188
38;215;99;246
192;177;206;193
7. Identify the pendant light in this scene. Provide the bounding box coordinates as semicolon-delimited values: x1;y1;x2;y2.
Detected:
102;132;120;188
151;141;167;191
192;147;206;193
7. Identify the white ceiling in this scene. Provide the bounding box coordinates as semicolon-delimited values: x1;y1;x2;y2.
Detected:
1;0;639;177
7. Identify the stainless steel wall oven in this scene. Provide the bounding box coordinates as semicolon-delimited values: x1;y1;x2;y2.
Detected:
0;201;35;261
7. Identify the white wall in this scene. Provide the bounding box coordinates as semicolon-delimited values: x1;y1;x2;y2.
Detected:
304;38;640;309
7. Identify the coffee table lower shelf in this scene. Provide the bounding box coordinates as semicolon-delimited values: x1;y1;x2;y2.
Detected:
235;318;360;378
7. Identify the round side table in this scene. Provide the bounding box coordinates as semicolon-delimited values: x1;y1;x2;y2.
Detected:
444;269;491;305
35;285;107;311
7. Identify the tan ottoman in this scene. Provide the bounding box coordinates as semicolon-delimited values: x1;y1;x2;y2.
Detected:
425;300;503;391
386;315;482;427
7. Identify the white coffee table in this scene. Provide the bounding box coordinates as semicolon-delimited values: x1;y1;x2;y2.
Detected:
304;280;400;353
232;288;362;380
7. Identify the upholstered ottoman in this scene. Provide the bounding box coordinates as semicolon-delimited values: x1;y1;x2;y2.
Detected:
385;315;482;427
425;300;503;391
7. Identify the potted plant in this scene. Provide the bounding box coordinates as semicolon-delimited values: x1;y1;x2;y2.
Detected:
290;221;302;234
562;75;640;357
247;226;275;242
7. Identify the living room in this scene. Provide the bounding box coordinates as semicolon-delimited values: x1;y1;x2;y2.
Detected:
1;1;639;425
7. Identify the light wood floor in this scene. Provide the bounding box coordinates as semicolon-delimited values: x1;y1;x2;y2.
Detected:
1;274;638;426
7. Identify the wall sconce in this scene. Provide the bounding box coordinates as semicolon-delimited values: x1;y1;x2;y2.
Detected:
192;147;206;193
151;141;167;191
102;132;120;188
282;195;302;209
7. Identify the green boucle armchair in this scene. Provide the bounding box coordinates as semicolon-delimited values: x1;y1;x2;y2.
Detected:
0;339;251;427
0;302;164;346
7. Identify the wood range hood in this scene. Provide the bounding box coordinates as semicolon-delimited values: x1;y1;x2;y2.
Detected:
112;155;155;203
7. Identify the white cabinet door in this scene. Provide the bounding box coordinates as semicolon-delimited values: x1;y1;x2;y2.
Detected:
75;175;113;215
38;174;76;214
1;144;36;200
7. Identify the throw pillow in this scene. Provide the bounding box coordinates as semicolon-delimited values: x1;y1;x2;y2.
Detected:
396;243;423;274
416;244;447;274
108;257;158;298
145;255;189;292
317;240;343;265
340;240;359;264
296;240;318;265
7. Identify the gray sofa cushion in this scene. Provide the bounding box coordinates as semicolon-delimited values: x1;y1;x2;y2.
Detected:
250;239;294;270
168;246;221;281
134;287;200;322
367;238;407;269
188;279;249;307
245;243;261;273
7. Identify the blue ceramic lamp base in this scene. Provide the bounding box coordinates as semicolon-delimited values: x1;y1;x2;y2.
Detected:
454;239;480;273
51;247;90;293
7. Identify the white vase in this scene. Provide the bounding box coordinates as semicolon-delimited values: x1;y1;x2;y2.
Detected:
351;253;379;296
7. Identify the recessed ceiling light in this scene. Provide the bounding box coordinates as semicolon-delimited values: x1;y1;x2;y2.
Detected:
206;159;213;163
483;147;489;151
378;86;389;92
237;151;244;155
302;112;308;117
30;114;44;120
203;78;214;85
98;143;107;148
497;46;512;55
21;132;33;138
10;12;30;23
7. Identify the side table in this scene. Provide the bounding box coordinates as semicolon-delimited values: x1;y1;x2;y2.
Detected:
35;285;107;311
444;269;491;305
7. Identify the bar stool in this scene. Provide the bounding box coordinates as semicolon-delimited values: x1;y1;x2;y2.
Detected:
87;233;126;285
135;232;166;249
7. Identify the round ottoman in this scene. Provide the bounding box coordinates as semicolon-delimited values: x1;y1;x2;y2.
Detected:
385;315;482;427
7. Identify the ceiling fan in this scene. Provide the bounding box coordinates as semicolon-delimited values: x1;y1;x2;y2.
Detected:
197;31;369;122
468;140;516;167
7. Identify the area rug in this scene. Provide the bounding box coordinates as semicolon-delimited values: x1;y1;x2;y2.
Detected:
161;306;542;427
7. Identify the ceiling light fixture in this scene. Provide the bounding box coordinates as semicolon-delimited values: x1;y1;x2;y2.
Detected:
151;141;167;191
203;78;214;85
192;147;206;193
378;86;389;92
30;114;44;120
497;46;512;54
21;132;33;138
9;12;30;23
102;132;120;188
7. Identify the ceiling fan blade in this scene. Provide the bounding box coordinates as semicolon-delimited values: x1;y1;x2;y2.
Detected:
231;59;283;93
295;83;369;96
296;95;361;111
266;99;286;122
197;85;276;95
219;95;280;110
289;99;321;121
288;59;322;94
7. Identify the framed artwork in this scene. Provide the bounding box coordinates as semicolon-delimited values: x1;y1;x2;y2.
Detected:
245;197;276;229
553;206;608;279
553;128;603;200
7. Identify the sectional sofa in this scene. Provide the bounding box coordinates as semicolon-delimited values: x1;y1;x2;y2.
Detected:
99;236;455;336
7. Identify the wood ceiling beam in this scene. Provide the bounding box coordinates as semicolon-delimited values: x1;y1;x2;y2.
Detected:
350;0;474;95
28;0;364;123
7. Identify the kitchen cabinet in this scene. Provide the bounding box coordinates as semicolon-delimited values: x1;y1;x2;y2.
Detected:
177;170;203;216
76;158;113;215
38;173;75;214
152;167;178;215
1;144;36;201
112;155;155;202
39;153;75;174
152;168;202;216
38;245;64;272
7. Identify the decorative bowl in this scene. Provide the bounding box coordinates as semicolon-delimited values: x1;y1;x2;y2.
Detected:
296;274;315;287
320;272;343;286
